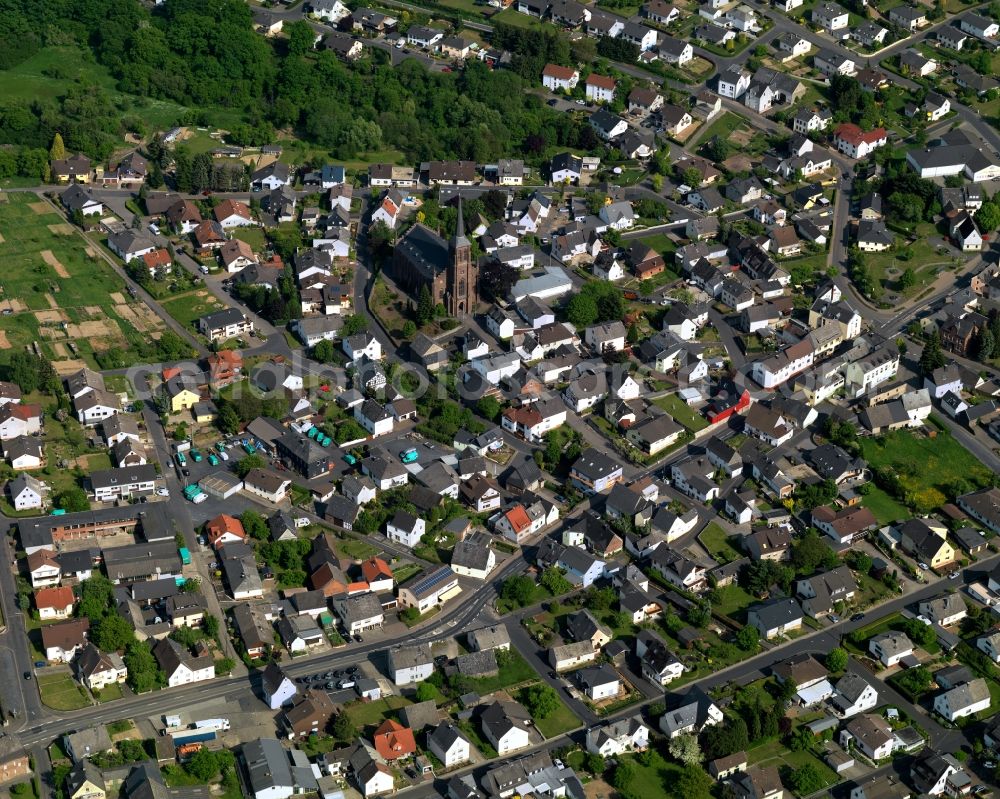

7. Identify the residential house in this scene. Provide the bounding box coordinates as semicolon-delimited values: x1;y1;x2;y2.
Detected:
841;713;894;761
481;702;531;755
747;598;804;639
869;631;914;667
831;672;879;718
934;678;990;721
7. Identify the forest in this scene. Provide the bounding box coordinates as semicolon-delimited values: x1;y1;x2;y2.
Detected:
0;0;597;176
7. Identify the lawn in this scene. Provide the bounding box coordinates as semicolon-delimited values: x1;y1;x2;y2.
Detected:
698;522;741;564
615;750;684;797
859;428;993;513
392;563;423;584
159;289;226;331
782;251;831;285
748;739;840;792
637;233;677;255
865;232;954;299
847;611;906;647
0;193;169;366
341;148;408;171
652;393;708;432
93;683;124;703
344;695;412;731
531;692;581;738
492;8;547;27
467;650;538;694
37;673;91;711
861;486;910;525
693;110;748;147
334;536;380;561
711;583;757;620
231;227;267;251
496;581;554;614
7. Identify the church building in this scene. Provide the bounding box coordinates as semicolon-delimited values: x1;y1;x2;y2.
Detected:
391;198;478;316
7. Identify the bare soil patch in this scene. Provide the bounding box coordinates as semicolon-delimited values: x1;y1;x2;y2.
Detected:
52;358;88;376
47;223;75;236
44;294;59;309
0;331;10;349
729;128;754;146
34;309;66;323
29;201;50;215
0;299;25;314
84;306;102;317
115;304;161;333
40;250;70;279
52;343;69;358
66;320;120;340
110;292;127;304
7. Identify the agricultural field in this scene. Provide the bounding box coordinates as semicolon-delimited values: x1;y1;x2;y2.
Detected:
0;193;169;370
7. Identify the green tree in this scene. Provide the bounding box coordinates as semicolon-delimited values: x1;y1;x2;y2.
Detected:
335;420;368;444
667;733;702;765
92;615;134;653
49;132;66;162
124;640;160;693
540;566;573;596
241;510;269;541
217;405;241;435
476;395;501;422
368;220;395;259
331;711;357;742
520;684;559;718
977;328;996;362
342;314;368;337
682;167;703;188
415;682;437;702
55;486;89;513
585;586;616;610
736;625;759;651
826;647;848;673
565;293;599;328
185;747;221;782
975;200;1000;231
701;718;750;760
784;763;825;795
500;575;535;607
6;352;56;393
583;753;605;775
416;284;434;326
235;454;266;478
791;528;838;574
846;551;873;574
673;763;713;799
78;575;116;621
612;759;637;792
285;20;316;56
919;328;946;376
313;339;336;363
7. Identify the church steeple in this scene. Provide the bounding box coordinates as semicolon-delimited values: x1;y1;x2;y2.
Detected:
446;195;474;317
450;195;471;252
